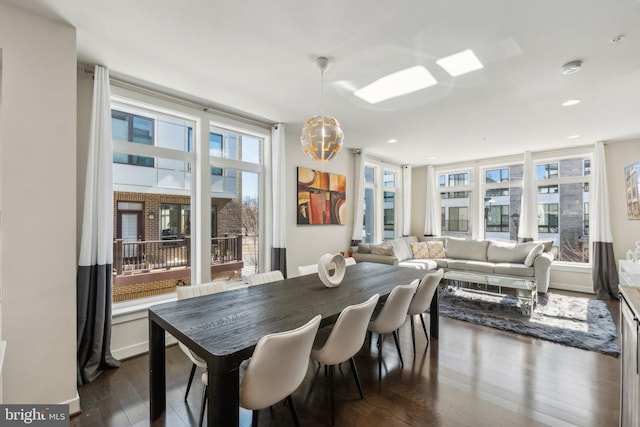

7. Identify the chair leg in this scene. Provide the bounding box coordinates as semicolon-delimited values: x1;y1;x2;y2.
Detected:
392;330;404;366
199;385;207;427
185;363;197;401
419;313;429;344
410;316;416;355
378;333;384;381
251;409;259;427
328;364;336;426
349;357;364;400
286;395;300;427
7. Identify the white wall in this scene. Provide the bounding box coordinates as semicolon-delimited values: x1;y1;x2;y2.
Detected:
0;3;78;410
284;129;355;276
605;138;640;272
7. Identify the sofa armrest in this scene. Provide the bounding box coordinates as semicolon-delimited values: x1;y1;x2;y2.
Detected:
352;252;398;266
533;252;554;293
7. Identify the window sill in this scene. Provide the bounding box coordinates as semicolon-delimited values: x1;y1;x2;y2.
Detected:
112;293;176;321
551;261;591;273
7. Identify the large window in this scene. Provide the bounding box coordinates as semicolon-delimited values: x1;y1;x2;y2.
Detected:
482;163;522;241
361;163;401;243
439;170;473;238
110;92;267;303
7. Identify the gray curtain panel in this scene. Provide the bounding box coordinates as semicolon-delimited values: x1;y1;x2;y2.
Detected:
591;142;619;299
77;65;120;385
270;124;287;277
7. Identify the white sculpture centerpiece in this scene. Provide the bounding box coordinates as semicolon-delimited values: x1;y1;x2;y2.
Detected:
317;253;346;288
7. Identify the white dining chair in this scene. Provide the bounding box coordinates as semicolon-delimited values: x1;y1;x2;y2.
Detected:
297;263;318;276
200;314;322;427
176;282;229;400
247;270;284;286
367;280;419;381
407;269;444;354
311;294;379;426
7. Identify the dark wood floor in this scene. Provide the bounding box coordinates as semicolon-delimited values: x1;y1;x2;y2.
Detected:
70;293;621;427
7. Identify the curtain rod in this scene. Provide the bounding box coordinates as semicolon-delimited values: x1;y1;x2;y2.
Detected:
79;64;277;129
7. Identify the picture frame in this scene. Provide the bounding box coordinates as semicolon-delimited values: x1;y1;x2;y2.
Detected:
624;162;640;220
297;167;346;225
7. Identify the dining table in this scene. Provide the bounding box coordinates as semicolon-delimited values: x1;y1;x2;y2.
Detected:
148;261;438;426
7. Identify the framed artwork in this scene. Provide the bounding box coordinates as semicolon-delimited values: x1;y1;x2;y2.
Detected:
297;167;346;225
625;162;640;220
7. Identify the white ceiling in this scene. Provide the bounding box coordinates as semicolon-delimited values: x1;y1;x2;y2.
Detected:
5;0;640;166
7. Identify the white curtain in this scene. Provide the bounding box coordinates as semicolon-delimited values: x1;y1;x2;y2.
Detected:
77;65;120;385
591;141;619;299
271;124;287;276
351;151;365;245
518;151;538;242
423;165;441;236
402;165;412;236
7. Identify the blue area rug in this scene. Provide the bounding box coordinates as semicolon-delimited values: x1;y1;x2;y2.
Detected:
438;287;620;357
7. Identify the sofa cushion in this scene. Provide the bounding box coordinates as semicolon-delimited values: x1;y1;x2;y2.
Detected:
447;260;495;274
401;236;418;246
418;236;447;245
388;239;412;261
357;243;371;253
434;259;451;268
399;259;438;270
370;243;394;256
534;239;554;252
410;242;431;259
493;263;534;277
446;239;489;262
487;241;538;264
524;243;544;267
427;241;446;258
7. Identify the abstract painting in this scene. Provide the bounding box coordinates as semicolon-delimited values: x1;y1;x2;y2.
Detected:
297;167;346;225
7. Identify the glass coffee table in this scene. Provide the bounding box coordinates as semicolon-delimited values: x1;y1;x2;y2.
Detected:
442;270;538;317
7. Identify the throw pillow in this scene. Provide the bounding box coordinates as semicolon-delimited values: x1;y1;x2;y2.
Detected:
410;242;431;259
524;243;544;267
357;243;371;254
426;241;446;258
370;243;394;256
388;239;412;261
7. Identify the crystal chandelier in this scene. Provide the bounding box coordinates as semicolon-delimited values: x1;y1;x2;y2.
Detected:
300;57;344;162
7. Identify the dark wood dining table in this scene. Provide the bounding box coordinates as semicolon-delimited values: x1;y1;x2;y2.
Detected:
148;262;438;426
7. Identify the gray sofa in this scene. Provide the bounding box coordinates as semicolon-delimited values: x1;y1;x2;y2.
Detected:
351;236;554;293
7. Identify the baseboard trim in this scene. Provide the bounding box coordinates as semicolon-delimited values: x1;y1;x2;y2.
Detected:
112;334;178;360
549;282;594;294
64;390;81;416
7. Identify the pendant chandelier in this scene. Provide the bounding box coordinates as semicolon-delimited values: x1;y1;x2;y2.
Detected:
300;57;344;162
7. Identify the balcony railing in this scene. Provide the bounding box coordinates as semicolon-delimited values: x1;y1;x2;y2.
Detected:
113;235;243;275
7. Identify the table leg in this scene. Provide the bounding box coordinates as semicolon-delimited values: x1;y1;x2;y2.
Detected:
430;288;439;339
207;360;240;425
149;319;166;420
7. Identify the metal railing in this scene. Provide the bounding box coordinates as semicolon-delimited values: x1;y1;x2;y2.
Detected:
113;235;242;275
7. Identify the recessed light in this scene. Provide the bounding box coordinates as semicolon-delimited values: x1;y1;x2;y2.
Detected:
436;49;484;77
567;134;580;139
354;66;437;104
561;60;582;75
562;99;582;106
387;139;398;144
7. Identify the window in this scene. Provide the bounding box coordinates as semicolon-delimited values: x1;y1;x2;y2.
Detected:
361;163;401;242
486;205;509;232
538;203;558;233
536;157;591;263
112;110;154;166
110;92;267;303
439;170;473;238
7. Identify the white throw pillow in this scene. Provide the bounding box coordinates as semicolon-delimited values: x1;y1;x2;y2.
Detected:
524;243;544;267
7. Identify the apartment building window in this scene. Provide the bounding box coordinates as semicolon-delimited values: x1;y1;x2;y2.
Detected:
439;170;473;237
209;133;223;176
538;203;558;233
486;205;509;232
160;203;190;240
112;110;154;167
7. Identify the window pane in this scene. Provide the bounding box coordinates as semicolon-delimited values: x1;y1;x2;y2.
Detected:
209;126;262;164
365;166;375;184
363;187;374;243
383;191;395;239
383;170;395;187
